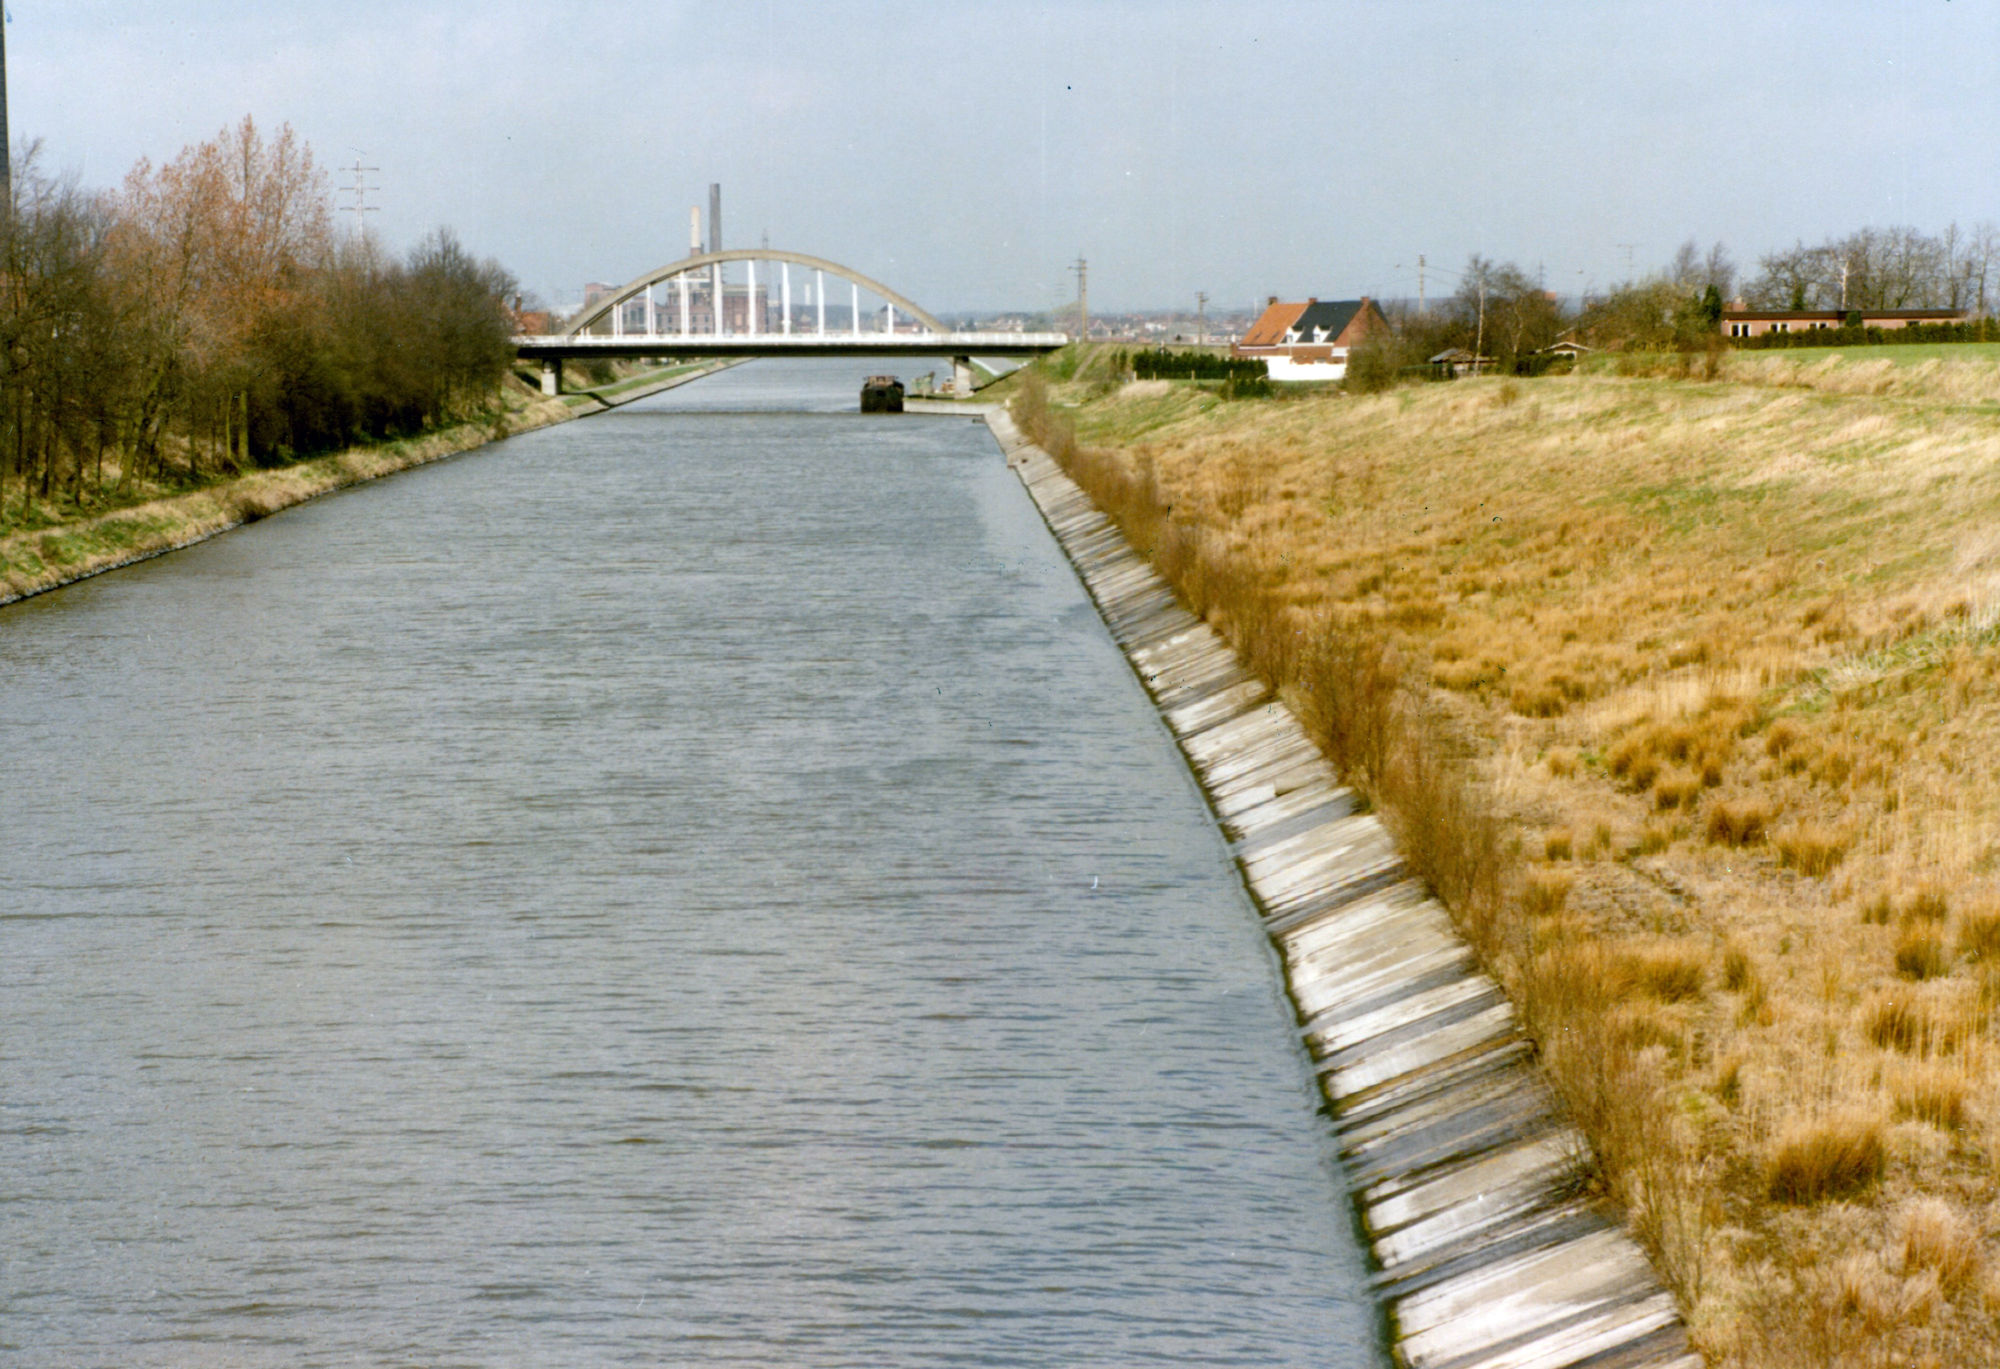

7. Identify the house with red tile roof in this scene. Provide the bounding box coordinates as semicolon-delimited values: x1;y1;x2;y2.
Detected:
1234;296;1390;380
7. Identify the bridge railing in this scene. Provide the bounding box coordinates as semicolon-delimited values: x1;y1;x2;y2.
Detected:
514;331;1072;349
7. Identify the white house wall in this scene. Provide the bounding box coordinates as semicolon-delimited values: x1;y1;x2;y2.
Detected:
1265;353;1348;382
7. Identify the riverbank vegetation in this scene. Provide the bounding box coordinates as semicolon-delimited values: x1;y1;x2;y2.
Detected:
1003;344;2000;1365
0;118;522;545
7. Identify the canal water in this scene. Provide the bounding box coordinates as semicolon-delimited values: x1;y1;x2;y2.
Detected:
0;361;1383;1366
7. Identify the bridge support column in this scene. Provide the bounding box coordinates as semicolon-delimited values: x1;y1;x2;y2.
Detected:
953;355;977;397
541;357;562;396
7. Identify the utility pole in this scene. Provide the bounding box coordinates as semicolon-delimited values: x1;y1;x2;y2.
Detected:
1417;254;1426;315
1196;290;1208;347
342;157;380;236
1071;256;1088;341
1474;278;1487;367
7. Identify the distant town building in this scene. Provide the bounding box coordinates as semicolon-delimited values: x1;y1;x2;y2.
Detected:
1234;296;1390;381
1720;306;1967;338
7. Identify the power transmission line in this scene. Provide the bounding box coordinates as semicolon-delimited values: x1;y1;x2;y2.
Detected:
343;156;380;234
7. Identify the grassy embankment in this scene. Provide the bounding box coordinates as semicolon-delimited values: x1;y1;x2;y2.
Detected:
0;359;706;607
998;344;2000;1366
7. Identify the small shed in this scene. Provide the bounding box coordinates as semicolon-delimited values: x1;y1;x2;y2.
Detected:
1429;348;1493;379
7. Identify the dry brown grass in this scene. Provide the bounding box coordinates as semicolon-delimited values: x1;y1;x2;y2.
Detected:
1617;938;1709;1002
1897;1198;1983;1293
1765;1111;1887;1203
1958;900;2000;961
1017;348;2000;1365
1895;925;1953;980
1774;822;1854;877
1521;865;1574;917
1706;798;1773;848
1890;1061;1970;1131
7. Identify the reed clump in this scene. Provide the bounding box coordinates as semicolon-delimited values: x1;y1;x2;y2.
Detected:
1765;1111;1887;1204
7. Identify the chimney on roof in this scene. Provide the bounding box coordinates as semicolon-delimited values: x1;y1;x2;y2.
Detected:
1307;297;1317;305
1268;295;1278;306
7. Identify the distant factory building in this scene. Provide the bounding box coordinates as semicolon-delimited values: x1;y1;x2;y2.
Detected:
1234;296;1390;381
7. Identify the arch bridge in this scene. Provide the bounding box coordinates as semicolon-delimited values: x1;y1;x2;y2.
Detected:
514;249;1068;396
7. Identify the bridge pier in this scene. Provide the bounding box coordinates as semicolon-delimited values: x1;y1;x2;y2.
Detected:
541;358;562;396
953;355;977;397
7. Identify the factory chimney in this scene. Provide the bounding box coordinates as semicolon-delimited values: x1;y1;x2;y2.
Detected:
708;183;722;254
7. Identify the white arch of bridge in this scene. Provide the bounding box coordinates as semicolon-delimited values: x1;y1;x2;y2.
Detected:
564;249;947;338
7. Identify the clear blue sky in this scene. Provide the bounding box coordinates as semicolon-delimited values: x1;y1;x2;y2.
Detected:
9;1;1998;315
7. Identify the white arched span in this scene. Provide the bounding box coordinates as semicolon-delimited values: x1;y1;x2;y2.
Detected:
564;248;948;338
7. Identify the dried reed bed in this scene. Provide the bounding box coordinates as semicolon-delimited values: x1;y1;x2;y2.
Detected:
1010;353;2000;1366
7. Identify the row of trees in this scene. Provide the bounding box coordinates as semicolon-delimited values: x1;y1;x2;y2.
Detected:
1743;224;2000;313
0;118;518;522
1346;223;2000;381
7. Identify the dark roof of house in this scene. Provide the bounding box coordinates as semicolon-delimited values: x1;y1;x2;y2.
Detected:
1286;299;1371;344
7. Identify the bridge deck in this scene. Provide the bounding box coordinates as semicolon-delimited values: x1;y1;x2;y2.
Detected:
514;332;1068;359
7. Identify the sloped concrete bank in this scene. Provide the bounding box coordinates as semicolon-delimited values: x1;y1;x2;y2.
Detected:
982;405;1703;1369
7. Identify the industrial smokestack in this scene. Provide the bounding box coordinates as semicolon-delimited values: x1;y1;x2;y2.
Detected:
690;205;701;255
708;183;721;254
